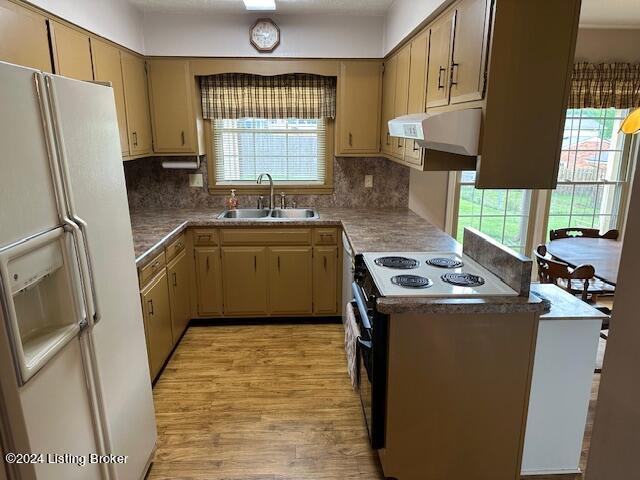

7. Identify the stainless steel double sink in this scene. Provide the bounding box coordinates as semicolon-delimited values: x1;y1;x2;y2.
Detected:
217;208;319;220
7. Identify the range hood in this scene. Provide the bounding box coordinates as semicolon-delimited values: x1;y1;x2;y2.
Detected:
388;108;482;156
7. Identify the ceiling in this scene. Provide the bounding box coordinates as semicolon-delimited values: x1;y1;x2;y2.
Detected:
128;0;640;28
579;0;640;28
128;0;395;15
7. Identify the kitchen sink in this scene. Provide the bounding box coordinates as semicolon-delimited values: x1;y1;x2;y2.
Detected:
217;209;270;219
270;208;319;219
216;208;319;220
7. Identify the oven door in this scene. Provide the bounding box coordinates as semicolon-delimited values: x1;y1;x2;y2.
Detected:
352;281;386;449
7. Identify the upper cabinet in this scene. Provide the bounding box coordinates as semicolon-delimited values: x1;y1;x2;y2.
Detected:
121;52;153;157
449;0;491;105
147;59;204;156
0;0;52;72
91;39;129;156
404;30;429;168
392;44;411;158
380;0;581;189
50;21;93;81
425;10;454;109
477;0;581;189
335;60;382;156
380;54;397;157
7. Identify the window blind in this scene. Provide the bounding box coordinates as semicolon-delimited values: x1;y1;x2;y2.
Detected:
212;118;327;185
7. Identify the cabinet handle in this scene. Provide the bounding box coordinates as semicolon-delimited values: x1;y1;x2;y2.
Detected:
181;130;185;145
386;132;390;146
132;131;138;146
254;255;257;272
323;256;327;271
206;256;210;272
277;255;280;272
172;272;177;287
148;299;154;315
437;66;446;90
451;62;459;86
152;260;160;270
413;140;419;152
348;132;353;146
397;138;402;148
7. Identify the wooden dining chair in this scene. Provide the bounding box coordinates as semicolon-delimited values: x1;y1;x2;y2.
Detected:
534;245;615;302
549;228;619;241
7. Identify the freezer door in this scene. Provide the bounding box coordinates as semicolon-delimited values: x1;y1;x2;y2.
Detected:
44;73;157;479
0;62;61;247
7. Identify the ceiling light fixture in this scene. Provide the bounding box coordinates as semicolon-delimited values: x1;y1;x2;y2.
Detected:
620;107;640;135
243;0;276;11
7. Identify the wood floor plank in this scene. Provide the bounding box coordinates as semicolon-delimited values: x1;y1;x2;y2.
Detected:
147;323;599;480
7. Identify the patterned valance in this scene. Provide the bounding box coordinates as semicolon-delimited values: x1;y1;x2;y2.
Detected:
200;73;336;120
569;63;640;109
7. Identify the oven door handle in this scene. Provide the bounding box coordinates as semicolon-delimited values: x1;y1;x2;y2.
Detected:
357;337;372;351
352;282;373;331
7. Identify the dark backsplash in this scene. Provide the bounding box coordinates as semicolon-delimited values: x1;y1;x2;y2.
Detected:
124;155;409;210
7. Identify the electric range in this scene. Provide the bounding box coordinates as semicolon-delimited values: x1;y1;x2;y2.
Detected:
361;251;518;297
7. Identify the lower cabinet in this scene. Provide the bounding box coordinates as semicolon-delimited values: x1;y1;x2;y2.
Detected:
268;247;313;315
194;247;223;316
221;246;268;315
313;246;339;315
140;270;173;380
167;249;190;343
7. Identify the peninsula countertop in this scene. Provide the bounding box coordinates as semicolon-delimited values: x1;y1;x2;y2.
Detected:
129;207;543;314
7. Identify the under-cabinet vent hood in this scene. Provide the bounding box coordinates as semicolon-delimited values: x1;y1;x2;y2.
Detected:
388;108;482;156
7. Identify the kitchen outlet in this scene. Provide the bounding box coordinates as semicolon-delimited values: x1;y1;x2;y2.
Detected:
189;174;203;188
364;175;373;188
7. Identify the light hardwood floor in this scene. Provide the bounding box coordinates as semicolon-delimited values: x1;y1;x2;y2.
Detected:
147;323;600;480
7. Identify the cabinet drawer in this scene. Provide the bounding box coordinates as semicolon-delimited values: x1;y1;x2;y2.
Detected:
221;228;312;245
165;232;186;262
314;228;338;245
193;229;219;246
139;251;166;287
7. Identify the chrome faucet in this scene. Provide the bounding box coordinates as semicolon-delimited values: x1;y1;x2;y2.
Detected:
256;173;274;210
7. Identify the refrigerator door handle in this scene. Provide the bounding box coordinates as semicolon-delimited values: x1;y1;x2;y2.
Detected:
72;215;100;323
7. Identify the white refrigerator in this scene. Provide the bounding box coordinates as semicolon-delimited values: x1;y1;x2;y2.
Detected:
0;61;157;479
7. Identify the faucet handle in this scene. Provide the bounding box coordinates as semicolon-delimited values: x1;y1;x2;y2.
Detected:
280;192;287;209
257;195;265;210
291;199;297;209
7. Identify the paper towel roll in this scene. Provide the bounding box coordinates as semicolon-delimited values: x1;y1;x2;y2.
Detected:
161;158;200;169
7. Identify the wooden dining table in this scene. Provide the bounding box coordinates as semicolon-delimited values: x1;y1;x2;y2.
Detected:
545;237;623;286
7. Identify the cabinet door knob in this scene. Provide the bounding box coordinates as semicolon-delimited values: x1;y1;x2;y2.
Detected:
348;132;353;146
148;299;154;315
181;130;185;145
173;272;177;287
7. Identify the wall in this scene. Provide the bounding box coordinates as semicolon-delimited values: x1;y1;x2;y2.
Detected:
124;156;409;210
585;145;640;480
28;0;144;52
574;28;640;63
382;0;445;55
408;170;449;230
142;12;385;58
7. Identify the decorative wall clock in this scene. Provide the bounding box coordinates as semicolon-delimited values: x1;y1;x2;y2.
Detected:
250;18;280;53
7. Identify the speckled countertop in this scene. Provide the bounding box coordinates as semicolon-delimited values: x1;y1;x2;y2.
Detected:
129;207;459;265
129;207;543;314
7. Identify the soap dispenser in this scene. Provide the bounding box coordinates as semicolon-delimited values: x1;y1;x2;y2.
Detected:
226;189;239;210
